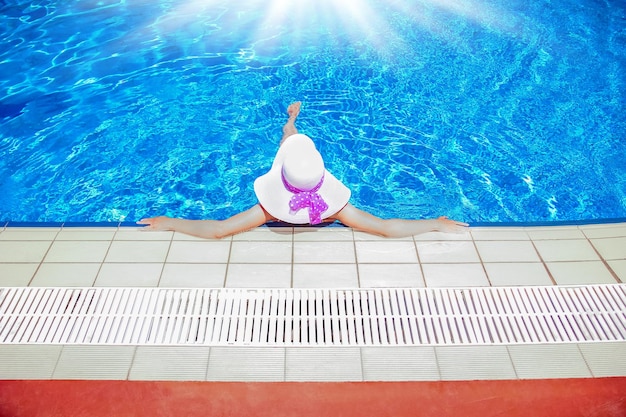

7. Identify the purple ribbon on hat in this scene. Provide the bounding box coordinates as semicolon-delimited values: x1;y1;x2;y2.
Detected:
282;172;329;225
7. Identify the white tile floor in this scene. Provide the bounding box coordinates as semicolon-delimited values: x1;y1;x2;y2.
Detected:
0;221;625;381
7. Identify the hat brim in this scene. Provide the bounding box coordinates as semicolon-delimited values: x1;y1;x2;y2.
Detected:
253;135;351;224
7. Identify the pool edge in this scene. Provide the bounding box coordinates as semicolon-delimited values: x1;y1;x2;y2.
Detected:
2;218;626;229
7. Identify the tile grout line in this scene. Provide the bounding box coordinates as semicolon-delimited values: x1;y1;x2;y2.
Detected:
359;347;365;381
504;345;521;380
204;346;213;381
223;235;235;288
528;237;558;286
98;227;122;287
126;345;139;381
470;231;493;287
576;343;596;378
27;228;62;287
283;347;287;382
155;232;175;288
412;236;428;288
432;346;443;381
351;229;362;288
582;232;623;284
50;344;66;379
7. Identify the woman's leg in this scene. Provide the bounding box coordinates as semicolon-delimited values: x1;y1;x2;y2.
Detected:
280;101;301;145
137;204;275;239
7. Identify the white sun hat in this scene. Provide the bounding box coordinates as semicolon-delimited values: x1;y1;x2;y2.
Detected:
253;134;351;224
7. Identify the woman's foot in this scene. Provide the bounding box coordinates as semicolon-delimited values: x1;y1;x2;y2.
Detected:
287;101;301;120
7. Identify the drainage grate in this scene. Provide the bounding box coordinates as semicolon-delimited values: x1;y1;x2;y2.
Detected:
0;286;624;346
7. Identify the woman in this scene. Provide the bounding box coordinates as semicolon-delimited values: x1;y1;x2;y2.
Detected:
138;102;468;239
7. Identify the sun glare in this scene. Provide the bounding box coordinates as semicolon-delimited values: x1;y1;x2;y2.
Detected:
245;0;513;59
135;0;514;63
247;0;410;56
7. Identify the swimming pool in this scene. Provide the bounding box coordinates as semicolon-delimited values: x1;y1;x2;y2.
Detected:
0;0;624;224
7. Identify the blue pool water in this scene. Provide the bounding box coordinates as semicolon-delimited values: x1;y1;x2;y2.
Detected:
0;0;625;224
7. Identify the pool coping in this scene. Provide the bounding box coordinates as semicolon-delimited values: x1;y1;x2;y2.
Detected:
3;217;626;229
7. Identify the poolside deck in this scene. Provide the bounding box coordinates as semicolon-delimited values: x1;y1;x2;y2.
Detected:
0;222;625;416
1;221;624;381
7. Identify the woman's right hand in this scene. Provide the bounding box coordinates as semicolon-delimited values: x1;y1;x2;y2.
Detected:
436;216;469;233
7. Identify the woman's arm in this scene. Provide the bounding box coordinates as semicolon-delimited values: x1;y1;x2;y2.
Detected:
137;204;275;239
333;203;468;238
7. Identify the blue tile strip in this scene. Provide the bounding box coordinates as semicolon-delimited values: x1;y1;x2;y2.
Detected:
4;221;65;228
470;217;626;227
62;222;125;228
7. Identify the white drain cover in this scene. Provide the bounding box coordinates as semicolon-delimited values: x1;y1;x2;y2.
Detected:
1;285;624;346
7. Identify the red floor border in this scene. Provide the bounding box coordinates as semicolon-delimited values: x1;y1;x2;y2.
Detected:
1;378;625;417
